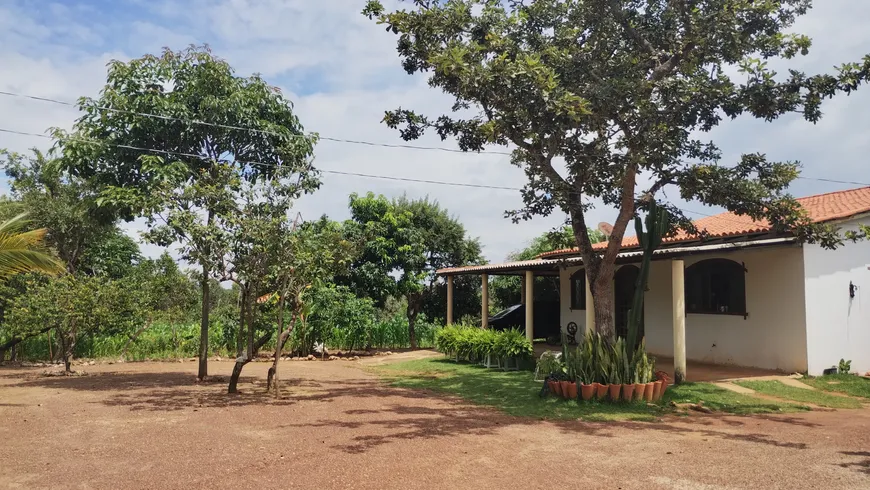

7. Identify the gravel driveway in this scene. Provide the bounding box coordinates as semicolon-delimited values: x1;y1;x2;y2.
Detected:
1;357;868;489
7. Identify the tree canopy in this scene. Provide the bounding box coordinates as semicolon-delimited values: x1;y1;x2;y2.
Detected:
58;45;319;378
342;193;482;347
363;0;870;338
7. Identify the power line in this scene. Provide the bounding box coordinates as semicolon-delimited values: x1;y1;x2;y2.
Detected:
0;90;513;156
4;90;869;184
1;127;866;222
0;127;520;191
796;176;870;186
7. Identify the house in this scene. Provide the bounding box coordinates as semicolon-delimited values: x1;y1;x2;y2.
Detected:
437;186;870;377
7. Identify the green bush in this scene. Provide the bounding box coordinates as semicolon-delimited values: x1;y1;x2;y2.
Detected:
435;325;533;363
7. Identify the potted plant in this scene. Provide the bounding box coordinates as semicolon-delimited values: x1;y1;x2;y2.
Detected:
594;333;611;400
476;329;499;368
607;361;621;401
535;351;562;382
633;342;650;402
612;338;633;402
495;329;533;371
578;334;595;401
643;364;656;402
655;370;670;399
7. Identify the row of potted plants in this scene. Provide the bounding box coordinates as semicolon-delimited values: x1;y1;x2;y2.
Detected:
536;331;670;403
435;324;534;370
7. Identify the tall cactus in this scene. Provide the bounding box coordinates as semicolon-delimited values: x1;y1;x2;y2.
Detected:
626;199;669;359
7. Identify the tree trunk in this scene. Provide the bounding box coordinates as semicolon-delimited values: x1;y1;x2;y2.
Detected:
9;343;18;362
198;262;210;380
407;303;417;349
267;295;289;395
267;318;294;398
227;357;248;394
60;333;75;373
236;287;246;357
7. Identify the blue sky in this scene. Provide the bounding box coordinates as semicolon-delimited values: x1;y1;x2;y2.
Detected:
1;0;870;265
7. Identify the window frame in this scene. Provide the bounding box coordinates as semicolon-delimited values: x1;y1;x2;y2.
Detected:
569;269;586;310
684;258;748;317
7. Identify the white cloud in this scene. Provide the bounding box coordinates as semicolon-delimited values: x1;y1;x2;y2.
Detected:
1;0;869;267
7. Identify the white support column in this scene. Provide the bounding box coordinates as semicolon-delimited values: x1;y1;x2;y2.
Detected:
584;270;595;333
446;275;454;326
524;270;534;342
672;259;686;384
481;273;489;328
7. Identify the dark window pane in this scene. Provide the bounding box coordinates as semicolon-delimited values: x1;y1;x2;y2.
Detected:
570;270;586;309
684;259;746;315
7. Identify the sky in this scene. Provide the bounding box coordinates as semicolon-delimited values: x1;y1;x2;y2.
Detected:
1;0;869;265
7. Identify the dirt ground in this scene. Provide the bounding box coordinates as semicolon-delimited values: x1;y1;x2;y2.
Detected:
1;354;869;490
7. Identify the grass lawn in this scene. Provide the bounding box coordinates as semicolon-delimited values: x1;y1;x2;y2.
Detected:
735;380;863;409
800;374;870;399
373;357;808;422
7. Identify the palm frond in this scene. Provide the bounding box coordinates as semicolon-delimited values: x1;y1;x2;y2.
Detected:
0;213;65;279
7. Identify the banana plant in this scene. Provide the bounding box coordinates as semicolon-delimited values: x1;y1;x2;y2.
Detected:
626;199;670;359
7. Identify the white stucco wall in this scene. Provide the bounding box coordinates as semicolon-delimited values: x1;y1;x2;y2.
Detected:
803;218;870;375
560;245;809;372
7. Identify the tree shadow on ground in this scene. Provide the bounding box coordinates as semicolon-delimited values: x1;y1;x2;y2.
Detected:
3;365;819;454
839;451;870;475
7;370;438;412
278;394;811;454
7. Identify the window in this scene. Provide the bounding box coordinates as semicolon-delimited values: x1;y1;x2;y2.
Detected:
569;270;586;310
684;259;747;315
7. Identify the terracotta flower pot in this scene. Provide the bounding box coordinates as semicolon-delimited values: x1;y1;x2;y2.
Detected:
564;381;578;400
652;380;664;401
621;383;635;402
547;380;560;397
608;383;621;402
559;381;569;399
634;383;648;402
580;383;595;401
644;382;655;402
595;382;608;401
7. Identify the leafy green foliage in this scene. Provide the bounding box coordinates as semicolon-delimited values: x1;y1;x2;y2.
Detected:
839;358;852;374
1;149;118;275
376;359;807;420
342;193;482;347
364;0;870;338
435;324;532;362
58;45;319;378
0;213;64;280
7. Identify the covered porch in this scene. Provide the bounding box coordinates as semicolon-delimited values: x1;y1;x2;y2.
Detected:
437;237;801;384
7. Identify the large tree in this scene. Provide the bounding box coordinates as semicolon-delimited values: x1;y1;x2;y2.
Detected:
363;0;870;338
343;193;482;347
59;45;318;379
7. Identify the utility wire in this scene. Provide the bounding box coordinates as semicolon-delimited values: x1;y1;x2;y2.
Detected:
0;127;791;228
3;90;869;184
0;128;521;191
0;90;513;156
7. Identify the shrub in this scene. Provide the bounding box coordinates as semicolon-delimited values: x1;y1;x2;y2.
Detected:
535;351;563;379
436;326;533;363
494;328;534;360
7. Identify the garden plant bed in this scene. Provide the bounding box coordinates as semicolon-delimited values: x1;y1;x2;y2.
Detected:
375;357;810;421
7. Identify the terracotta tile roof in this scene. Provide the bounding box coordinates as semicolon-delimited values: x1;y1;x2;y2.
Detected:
539;186;870;258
